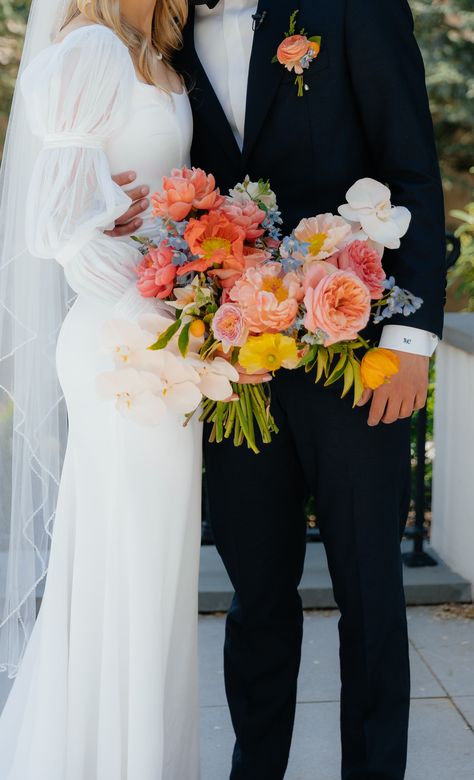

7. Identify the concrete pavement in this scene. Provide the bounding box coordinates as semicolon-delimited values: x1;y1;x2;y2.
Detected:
200;606;474;779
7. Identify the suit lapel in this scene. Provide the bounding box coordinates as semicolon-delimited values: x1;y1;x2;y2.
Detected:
181;9;242;168
242;0;300;164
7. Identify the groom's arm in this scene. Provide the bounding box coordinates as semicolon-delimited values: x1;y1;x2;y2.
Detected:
345;0;446;336
346;0;446;425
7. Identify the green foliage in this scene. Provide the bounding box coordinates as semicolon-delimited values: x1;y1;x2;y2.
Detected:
411;0;474;175
0;1;30;154
448;169;474;310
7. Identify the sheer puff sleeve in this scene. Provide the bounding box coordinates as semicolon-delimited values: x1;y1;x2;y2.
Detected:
20;25;150;316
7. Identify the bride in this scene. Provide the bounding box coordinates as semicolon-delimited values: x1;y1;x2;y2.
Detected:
0;1;203;777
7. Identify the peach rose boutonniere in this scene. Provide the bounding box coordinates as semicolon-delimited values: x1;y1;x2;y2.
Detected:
272;10;322;97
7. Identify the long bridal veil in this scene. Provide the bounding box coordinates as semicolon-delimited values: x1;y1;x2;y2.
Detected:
0;0;71;680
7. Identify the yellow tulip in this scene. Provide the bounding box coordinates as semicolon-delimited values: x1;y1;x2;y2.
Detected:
239;334;299;374
360;348;400;390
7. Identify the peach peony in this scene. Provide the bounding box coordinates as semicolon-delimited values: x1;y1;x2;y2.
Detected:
277;35;310;74
152;167;223;221
218;199;266;240
304;270;371;346
230;262;303;334
179;212;246;276
335;240;386;299
294;214;352;264
136;244;177;299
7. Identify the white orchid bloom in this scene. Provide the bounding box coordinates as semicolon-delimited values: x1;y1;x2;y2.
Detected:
139;311;177;340
154;351;202;414
338;178;411;250
97;368;166;425
186;355;239;402
101;319;152;367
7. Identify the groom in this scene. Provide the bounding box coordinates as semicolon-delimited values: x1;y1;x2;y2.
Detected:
114;1;446;778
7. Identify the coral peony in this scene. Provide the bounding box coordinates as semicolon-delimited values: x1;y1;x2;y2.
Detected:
336;240;386;299
277;35;310;74
152;166;223;221
294;214;352;264
179;212;245;276
218;198;266;240
360;348;400;390
230;262;303;334
304;270;371;346
212;303;249;353
136;244;177;299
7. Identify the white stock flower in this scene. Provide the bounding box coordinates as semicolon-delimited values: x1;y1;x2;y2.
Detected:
338;178;411;250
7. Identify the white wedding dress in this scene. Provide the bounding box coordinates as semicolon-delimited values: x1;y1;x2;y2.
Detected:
0;24;202;780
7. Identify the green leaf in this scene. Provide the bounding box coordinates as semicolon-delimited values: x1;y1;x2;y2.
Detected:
315;348;329;383
349;355;364;407
178;321;192;357
149;319;181;351
324;354;348;387
297;344;318;369
341;361;354;399
271;55;279;64
309;35;322;45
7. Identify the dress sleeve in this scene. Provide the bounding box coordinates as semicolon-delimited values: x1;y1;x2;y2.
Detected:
21;26;148;315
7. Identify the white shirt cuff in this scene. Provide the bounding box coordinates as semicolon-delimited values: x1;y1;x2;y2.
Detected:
379;325;438;357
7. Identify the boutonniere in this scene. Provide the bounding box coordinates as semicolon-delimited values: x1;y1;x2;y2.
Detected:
272;10;322;97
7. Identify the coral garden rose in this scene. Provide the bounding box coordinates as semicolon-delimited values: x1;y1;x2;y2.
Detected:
212;303;249;353
179;212;245;276
294;214;352;264
277;35;310;74
152;167;223;221
335;240;386;299
304;269;371;346
302;260;338;293
360;348;400;390
230;262;303;334
136;244;177;299
219;198;266;240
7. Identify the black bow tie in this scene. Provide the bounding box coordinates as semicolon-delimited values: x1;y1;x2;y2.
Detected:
189;0;221;8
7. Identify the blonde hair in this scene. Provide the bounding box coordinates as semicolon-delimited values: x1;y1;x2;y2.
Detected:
61;0;188;83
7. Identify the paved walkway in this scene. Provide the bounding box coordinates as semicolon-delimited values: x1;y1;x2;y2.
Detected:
200;606;474;779
0;606;473;778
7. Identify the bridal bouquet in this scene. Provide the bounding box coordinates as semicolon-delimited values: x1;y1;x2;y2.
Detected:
98;169;422;453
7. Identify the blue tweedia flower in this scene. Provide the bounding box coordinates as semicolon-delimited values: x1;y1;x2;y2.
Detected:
172;250;190;267
373;285;423;324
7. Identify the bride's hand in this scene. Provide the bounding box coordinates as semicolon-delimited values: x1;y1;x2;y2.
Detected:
105;171;150;238
236;367;272;385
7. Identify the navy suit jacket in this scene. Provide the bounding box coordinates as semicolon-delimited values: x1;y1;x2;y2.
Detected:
176;0;446;338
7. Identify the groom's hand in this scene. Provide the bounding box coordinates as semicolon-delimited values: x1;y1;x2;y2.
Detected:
105;171;150;238
358;351;429;427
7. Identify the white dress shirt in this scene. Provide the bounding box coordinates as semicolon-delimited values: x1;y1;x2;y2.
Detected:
194;0;438;356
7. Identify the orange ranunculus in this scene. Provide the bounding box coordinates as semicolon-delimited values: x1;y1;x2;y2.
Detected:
277;35;310;74
178;212;245;276
360;348;400;390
